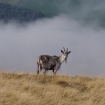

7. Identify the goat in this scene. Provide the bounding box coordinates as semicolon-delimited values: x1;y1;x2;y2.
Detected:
37;47;71;75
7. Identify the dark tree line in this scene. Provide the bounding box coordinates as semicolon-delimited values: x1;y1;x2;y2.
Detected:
0;3;45;22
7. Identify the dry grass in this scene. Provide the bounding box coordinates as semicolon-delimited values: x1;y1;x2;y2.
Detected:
0;73;105;105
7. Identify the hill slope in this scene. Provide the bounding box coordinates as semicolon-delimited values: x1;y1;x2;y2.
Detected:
0;3;45;22
0;0;20;5
17;0;105;27
0;73;105;105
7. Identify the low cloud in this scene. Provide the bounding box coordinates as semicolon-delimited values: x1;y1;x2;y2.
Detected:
0;15;105;76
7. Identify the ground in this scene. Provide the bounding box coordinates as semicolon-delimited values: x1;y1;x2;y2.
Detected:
0;73;105;105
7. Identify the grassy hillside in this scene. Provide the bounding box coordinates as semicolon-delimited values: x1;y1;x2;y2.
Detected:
0;73;105;105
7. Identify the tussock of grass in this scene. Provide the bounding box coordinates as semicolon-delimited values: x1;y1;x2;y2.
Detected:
0;73;105;105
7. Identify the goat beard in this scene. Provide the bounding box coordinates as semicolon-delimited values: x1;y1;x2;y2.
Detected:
64;59;67;64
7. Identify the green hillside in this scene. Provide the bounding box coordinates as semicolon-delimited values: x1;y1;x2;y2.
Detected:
0;3;45;22
16;0;105;27
16;0;81;16
0;0;20;5
17;0;60;16
0;0;105;27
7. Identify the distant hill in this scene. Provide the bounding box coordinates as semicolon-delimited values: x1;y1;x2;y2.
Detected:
17;0;60;16
16;0;105;27
0;0;105;27
0;0;20;5
0;3;45;23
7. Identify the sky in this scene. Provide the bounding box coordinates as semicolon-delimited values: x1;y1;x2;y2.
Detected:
0;15;105;76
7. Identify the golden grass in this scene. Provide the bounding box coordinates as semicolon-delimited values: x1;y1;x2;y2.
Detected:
0;73;105;105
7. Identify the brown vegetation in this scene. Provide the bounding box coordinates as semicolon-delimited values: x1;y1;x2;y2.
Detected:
0;73;105;105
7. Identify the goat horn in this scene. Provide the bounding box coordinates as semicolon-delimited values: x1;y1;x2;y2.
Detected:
63;47;65;52
66;48;68;52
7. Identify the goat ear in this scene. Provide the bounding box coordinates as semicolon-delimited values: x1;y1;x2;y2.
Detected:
61;50;64;53
68;51;71;54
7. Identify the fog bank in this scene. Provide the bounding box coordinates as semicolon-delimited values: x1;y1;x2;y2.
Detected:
0;15;105;76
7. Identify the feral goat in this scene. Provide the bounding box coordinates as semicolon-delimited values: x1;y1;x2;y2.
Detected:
37;47;71;75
